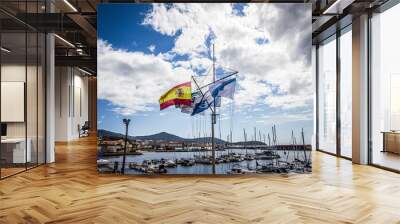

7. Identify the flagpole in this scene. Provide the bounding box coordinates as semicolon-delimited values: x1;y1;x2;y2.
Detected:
211;43;216;174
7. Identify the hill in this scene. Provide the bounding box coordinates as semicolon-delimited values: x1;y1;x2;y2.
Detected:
98;129;227;144
134;132;185;142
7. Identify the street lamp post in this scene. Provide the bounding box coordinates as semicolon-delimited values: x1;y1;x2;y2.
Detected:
121;118;131;174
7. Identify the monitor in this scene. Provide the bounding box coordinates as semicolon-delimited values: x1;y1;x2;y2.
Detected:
1;123;7;137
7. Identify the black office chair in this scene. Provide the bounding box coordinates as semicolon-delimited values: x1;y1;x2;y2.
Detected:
79;121;90;138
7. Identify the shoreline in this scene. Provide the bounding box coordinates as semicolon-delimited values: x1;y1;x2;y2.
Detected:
100;148;312;156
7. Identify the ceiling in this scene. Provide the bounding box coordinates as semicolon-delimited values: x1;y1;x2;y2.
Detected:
0;0;394;74
0;0;98;74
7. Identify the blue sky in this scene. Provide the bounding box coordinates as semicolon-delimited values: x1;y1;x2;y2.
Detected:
97;3;313;143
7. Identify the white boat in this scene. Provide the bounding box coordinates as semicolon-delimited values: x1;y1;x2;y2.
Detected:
164;159;177;167
227;165;256;174
97;159;110;166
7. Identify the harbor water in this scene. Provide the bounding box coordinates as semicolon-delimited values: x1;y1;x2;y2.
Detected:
99;148;311;174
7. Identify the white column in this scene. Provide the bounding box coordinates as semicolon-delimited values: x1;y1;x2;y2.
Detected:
46;32;55;163
352;14;369;164
45;0;56;163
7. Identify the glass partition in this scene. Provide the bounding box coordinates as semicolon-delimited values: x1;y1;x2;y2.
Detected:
371;3;400;171
1;30;28;177
317;35;337;154
0;1;46;179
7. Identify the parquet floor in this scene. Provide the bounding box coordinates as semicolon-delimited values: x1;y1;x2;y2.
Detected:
1;136;400;224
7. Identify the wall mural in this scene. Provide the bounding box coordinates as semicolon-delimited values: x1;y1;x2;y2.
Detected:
97;3;313;175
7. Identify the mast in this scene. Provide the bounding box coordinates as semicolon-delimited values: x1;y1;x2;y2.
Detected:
292;129;298;160
243;128;247;155
219;115;222;147
230;129;233;144
211;44;216;174
229;128;233;154
302;128;307;163
272;125;277;145
268;133;271;147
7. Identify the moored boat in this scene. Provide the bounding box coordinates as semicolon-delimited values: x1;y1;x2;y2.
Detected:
227;165;256;174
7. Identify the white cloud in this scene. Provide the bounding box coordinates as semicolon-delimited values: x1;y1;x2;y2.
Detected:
100;3;312;121
148;44;156;52
143;3;312;111
256;109;313;124
98;39;191;115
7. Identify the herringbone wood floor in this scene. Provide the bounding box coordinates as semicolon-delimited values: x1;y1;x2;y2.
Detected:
1;137;400;224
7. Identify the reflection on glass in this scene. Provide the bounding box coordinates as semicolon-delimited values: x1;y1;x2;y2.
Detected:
340;29;352;158
371;3;400;171
1;31;27;177
390;75;400;130
318;36;337;154
0;1;47;179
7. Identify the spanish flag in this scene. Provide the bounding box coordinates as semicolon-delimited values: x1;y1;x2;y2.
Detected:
159;82;192;110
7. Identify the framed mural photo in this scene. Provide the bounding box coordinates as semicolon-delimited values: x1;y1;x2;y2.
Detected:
97;3;313;175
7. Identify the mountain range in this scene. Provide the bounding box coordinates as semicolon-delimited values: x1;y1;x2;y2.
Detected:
98;129;232;144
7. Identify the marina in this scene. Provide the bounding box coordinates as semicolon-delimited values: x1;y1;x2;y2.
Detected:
97;44;313;175
97;147;311;174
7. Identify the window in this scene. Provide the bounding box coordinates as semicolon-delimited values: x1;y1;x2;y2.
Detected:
317;35;337;154
340;27;352;158
371;3;400;171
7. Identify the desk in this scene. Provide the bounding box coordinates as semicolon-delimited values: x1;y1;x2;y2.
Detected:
382;131;400;154
1;138;31;163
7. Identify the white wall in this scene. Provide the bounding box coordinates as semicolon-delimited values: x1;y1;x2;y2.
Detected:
1;63;47;164
55;66;69;141
55;67;89;141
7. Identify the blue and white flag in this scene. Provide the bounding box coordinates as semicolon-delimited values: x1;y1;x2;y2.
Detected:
180;91;201;114
209;77;236;99
191;90;214;116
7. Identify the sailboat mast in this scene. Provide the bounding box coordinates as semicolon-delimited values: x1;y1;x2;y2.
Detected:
211;44;216;174
268;133;271;147
229;129;232;154
243;128;247;155
302;128;307;163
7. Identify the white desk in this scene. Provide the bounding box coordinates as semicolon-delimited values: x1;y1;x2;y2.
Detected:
1;138;31;163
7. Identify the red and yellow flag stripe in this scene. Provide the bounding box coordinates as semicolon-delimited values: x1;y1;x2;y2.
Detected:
159;82;192;110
